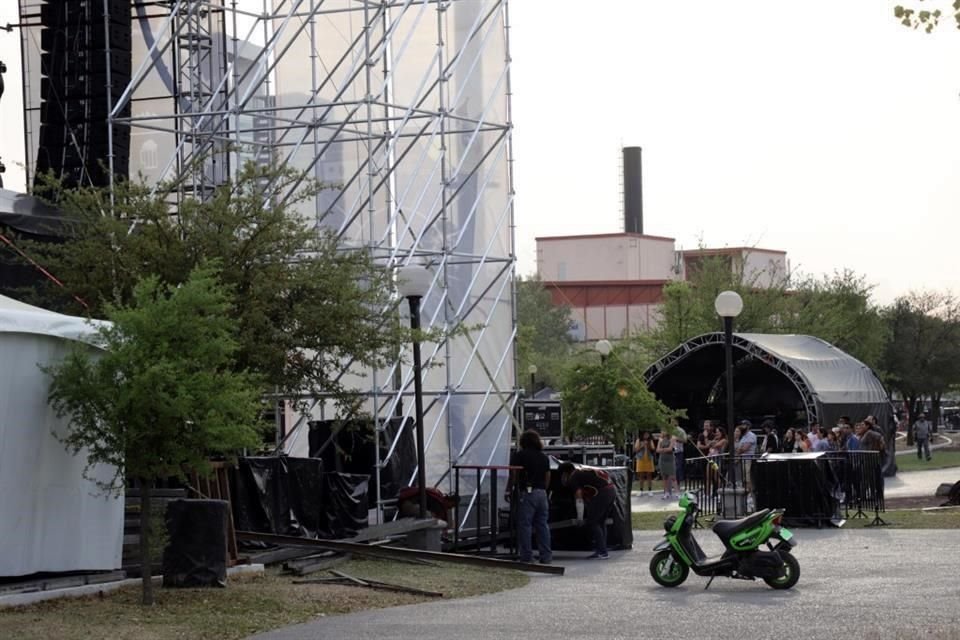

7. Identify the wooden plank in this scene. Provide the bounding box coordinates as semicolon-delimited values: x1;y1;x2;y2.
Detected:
346;518;437;543
291;554;351;576
246;547;319;566
236;531;565;575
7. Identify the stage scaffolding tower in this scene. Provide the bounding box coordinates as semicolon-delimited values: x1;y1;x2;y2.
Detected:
21;0;519;531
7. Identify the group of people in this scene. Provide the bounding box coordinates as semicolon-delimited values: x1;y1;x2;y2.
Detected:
506;429;618;563
632;414;892;499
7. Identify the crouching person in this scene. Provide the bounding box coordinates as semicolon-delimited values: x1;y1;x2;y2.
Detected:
558;462;616;559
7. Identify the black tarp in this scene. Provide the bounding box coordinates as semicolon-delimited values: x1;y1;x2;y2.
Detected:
752;454;841;526
645;333;897;474
0;189;70;295
309;417;416;502
231;456;369;542
0;188;69;237
547;461;633;551
162;499;228;588
323;472;370;539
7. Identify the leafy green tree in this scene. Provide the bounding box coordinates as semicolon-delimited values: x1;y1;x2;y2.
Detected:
777;270;887;369
881;291;960;436
27;163;407;413
645;251;884;368
560;344;678;447
45;267;264;605
516;275;575;392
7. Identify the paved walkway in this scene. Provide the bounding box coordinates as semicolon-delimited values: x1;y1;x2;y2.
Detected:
249;530;960;640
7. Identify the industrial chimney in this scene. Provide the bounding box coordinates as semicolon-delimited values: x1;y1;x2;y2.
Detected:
622;146;643;234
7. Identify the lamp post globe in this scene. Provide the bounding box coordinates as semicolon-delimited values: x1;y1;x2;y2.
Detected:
595;339;612;363
714;290;743;318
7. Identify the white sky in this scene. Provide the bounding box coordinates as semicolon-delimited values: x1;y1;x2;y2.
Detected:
3;1;959;304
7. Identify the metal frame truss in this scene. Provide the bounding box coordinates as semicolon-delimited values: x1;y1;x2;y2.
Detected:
644;332;820;426
21;0;519;531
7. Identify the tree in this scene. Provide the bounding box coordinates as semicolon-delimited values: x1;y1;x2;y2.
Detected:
894;2;960;32
45;267;264;605
560;343;678;447
27;163;408;414
880;291;960;436
776;270;887;369
645;251;884;368
643;252;792;357
515;275;575;392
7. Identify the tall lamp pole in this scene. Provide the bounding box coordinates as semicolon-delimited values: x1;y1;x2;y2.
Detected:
714;291;743;487
595;339;612;364
399;265;433;519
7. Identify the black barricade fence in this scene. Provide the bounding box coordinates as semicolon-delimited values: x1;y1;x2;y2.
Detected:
231;456;370;543
548;464;633;551
682;451;884;525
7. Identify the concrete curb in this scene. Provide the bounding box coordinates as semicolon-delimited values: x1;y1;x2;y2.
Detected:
0;564;265;609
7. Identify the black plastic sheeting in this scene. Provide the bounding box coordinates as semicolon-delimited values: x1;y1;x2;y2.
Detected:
162;499;228;588
308;417;416;502
0;188;69;237
231;456;369;543
547;461;633;551
753;456;841;526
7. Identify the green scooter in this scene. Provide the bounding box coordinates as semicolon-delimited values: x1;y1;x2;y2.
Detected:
649;491;799;590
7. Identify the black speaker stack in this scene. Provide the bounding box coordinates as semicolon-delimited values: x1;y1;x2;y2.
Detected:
35;0;131;189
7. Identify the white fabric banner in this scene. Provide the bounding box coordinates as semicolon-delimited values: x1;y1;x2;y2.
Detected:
0;299;122;577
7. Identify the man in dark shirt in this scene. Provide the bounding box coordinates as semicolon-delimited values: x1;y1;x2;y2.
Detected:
761;420;780;454
557;461;616;559
507;430;552;564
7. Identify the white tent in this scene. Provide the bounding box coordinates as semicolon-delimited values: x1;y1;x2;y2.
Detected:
0;295;122;577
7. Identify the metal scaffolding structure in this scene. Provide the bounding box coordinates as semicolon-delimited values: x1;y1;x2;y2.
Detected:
128;0;518;529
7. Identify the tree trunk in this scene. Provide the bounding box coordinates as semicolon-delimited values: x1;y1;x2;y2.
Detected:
139;479;154;606
931;393;942;434
905;395;919;446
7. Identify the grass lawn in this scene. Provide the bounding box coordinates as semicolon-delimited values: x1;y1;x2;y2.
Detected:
631;508;960;531
0;558;529;640
895;449;960;472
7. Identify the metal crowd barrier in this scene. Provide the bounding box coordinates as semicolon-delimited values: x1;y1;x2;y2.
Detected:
681;451;886;526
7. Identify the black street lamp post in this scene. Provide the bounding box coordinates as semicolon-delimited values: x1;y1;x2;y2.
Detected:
399;265;433;519
714;291;743;488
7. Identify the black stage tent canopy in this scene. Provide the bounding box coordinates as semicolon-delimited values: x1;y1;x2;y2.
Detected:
644;333;894;446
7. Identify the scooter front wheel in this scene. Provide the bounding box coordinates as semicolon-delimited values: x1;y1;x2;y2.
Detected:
764;551;800;590
649;549;689;587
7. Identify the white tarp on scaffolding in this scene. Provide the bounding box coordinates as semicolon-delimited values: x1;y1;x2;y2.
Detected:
0;295;122;576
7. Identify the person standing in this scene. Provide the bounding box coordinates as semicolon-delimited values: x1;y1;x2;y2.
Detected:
914;413;932;462
558;462;616;559
506;430;552;564
656;431;677;500
633;432;656;496
673;428;686;486
736;420;757;492
761;420;780;454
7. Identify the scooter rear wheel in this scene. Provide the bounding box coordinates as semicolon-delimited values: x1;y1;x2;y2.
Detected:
763;551;800;590
649;549;689;587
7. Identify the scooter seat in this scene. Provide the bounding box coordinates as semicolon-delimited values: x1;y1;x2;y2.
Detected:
712;509;771;541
